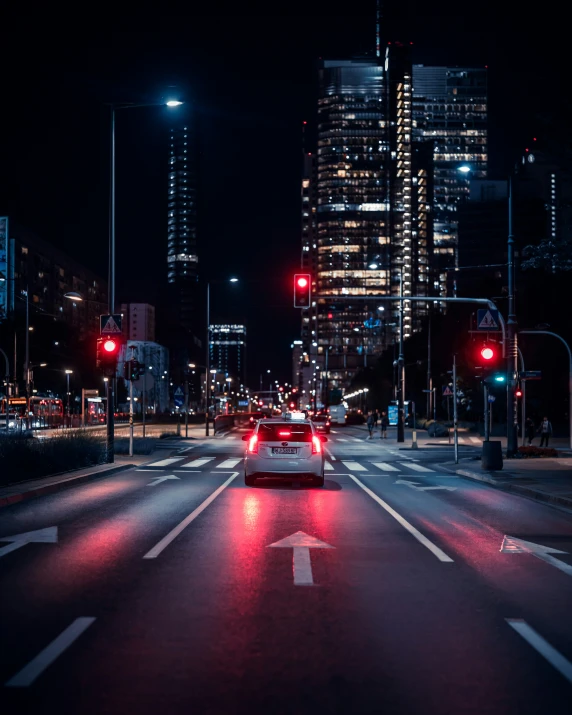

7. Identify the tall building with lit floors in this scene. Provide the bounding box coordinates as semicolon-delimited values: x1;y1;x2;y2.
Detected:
412;65;487;295
209;325;246;386
167;120;201;378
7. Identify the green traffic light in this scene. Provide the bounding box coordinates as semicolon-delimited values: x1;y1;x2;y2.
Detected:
494;375;506;383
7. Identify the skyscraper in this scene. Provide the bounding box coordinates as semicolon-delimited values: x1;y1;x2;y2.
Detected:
412;65;488;293
166;121;201;379
209;324;246;385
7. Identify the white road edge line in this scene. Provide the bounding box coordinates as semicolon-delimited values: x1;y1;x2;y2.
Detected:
143;472;238;559
348;474;454;563
506;619;572;684
5;617;96;687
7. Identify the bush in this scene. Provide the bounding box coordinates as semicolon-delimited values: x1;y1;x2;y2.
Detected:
517;446;558;458
0;432;106;486
114;437;157;455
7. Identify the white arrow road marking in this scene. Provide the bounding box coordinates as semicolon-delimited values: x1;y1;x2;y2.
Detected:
5;617;96;687
399;463;434;473
395;479;456;492
348;475;454;562
268;531;334;586
144;473;238;559
501;536;572;577
342;461;367;471
0;527;58;559
506;619;572;684
216;459;241;468
146;457;184;467
324;461;334;471
371;462;399;472
184;458;215;467
147;475;181;487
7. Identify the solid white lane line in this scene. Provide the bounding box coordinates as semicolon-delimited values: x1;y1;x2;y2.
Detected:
5;617;96;687
146;457;184;467
371;462;399;472
342;461;367;471
185;458;215;467
144;473;238;559
324;461;334;471
216;459;241;469
399;462;434;473
348;474;454;563
324;447;336;461
506;619;572;684
331;430;338;434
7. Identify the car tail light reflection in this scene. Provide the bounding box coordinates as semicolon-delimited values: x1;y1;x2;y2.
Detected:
312;435;322;455
248;434;259;453
278;431;292;437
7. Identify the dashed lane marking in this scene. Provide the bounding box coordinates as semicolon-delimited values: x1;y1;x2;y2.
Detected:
506;619;572;684
146;457;184;468
324;461;334;471
370;462;399;472
182;458;215;468
216;459;241;469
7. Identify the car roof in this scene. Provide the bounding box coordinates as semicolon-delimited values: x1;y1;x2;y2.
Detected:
257;419;313;426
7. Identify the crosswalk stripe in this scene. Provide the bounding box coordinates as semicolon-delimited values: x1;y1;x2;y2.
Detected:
342;461;367;471
146;457;184;467
324;461;334;471
371;462;399;472
184;458;215;467
216;459;241;468
351;437;363;442
399;462;434;473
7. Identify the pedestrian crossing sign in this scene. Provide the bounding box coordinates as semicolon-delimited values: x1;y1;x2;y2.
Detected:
100;314;123;335
476;308;500;331
442;386;453;397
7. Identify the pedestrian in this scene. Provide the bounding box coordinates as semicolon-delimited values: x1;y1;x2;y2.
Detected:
366;411;375;439
373;409;379;429
525;417;535;446
380;411;389;439
538;416;553;448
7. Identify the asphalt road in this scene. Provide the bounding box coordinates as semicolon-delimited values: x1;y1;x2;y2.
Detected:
1;425;572;714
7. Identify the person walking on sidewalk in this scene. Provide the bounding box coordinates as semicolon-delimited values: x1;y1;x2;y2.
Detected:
525;417;535;446
380;411;389;439
539;416;553;447
366;411;375;439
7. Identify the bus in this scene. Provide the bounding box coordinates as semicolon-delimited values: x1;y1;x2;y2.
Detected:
0;396;65;428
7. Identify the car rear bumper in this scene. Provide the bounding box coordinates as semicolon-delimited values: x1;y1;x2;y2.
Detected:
245;454;323;477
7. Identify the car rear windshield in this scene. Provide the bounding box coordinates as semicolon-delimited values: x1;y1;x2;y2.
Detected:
257;423;313;442
312;416;328;422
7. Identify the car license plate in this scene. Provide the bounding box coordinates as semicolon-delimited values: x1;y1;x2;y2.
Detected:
272;447;297;455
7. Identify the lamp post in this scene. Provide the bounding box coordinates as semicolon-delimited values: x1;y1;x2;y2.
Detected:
65;370;73;422
397;273;405;443
106;98;183;458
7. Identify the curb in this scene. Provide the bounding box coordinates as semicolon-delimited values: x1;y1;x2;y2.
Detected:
0;464;134;508
437;463;572;510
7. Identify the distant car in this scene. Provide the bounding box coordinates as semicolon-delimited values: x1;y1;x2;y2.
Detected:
0;413;19;430
311;415;331;434
243;418;327;487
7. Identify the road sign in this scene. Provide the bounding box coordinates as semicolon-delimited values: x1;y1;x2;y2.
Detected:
520;370;542;380
488;395;496;402
83;389;98;397
476;309;500;331
174;386;184;407
100;314;122;335
442;386;453;397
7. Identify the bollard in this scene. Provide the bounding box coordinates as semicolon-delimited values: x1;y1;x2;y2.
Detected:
411;430;418;449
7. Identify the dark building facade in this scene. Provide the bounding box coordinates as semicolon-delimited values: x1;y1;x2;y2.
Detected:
209;324;246;385
412;65;488;295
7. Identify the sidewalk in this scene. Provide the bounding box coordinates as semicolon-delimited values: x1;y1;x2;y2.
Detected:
440;457;572;510
0;452;157;508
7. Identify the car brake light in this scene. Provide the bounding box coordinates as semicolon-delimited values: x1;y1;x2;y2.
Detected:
312;435;322;455
248;434;259;453
278;431;291;437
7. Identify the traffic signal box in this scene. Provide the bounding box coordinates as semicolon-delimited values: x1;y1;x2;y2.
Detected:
96;336;121;377
124;359;143;382
294;274;311;308
477;343;505;385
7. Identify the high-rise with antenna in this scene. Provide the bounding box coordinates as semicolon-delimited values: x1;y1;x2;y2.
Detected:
376;0;382;59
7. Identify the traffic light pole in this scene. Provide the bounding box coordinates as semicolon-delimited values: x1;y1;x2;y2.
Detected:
106;378;114;463
205;283;210;437
506;174;519;457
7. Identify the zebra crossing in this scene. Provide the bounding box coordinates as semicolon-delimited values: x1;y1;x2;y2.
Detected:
140;455;440;475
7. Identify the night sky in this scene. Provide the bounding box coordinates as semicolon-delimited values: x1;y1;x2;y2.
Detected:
0;2;566;385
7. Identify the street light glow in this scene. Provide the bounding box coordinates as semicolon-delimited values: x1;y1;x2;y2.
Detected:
458;165;471;173
368;263;379;270
229;277;239;283
166;100;183;107
65;369;73;374
64;291;84;301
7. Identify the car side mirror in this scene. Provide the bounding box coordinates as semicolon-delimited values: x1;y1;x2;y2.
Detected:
320;436;328;443
242;434;251;441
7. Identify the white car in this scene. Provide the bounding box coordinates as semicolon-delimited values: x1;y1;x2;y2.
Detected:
242;419;327;487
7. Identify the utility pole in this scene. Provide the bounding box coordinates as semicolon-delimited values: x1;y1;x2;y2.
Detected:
427;315;432;420
453;355;459;464
184;375;189;438
24;287;30;426
205;283;211;436
506;173;519;457
397;273;405;443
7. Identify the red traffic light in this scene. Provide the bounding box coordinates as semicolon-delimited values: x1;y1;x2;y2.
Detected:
480;346;495;361
103;339;118;353
515;388;523;398
293;274;311;308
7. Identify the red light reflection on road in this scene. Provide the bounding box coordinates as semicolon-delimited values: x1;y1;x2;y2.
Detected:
242;493;261;532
